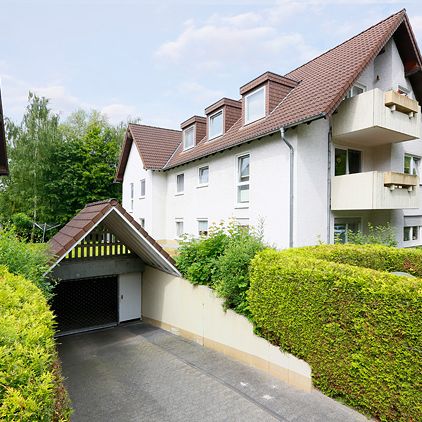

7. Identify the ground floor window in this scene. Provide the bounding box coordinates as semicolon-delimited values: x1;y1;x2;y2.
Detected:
334;218;360;244
404;226;419;242
139;218;145;228
198;219;208;237
176;220;184;237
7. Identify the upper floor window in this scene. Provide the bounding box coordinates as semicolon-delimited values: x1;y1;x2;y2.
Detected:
209;110;223;139
198;166;209;186
183;126;195;150
129;182;134;211
176;173;184;194
198;219;209;237
335;148;361;176
346;83;366;98
404;155;420;176
245;86;265;124
237;154;250;204
140;179;146;198
176;220;184;237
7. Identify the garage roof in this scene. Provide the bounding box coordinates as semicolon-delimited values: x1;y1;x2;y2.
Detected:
48;199;180;276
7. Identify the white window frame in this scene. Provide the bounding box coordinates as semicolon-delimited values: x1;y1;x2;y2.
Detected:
197;219;209;237
403;225;419;242
404;154;420;176
346;82;366;98
175;219;184;238
208;109;224;140
244;86;266;124
183;125;195;151
129;182;134;212
197;165;209;187
236;153;250;207
176;173;185;195
139;178;146;198
333;146;363;176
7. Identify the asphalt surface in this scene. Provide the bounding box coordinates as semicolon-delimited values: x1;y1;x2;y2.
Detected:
58;323;367;422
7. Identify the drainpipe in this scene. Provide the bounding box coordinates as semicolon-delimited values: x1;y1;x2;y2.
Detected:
327;124;332;244
280;127;294;248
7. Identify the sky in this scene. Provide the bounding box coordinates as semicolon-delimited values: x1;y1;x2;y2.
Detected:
1;0;422;129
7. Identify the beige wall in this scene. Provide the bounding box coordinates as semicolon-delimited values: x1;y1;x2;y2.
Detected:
142;266;312;392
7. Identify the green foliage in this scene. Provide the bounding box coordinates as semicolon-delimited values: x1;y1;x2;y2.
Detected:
248;246;422;422
10;212;34;241
0;229;52;297
0;267;71;421
290;243;422;276
345;222;397;247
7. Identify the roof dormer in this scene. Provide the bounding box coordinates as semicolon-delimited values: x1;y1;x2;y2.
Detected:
239;71;299;125
180;116;206;150
204;98;241;140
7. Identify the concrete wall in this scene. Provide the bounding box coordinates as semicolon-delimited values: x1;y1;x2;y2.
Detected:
141;266;312;391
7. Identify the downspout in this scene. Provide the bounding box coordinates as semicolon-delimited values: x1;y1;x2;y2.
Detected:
280;127;294;248
327;123;333;244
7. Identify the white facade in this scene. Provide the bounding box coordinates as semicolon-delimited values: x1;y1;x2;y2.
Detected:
122;38;422;249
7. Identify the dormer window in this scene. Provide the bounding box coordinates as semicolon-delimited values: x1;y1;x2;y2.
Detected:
245;86;265;124
183;126;195;150
208;110;223;139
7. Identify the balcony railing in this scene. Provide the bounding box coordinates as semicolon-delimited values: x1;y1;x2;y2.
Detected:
331;171;419;211
332;89;421;145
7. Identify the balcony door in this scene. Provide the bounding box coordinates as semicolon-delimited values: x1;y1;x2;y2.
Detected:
335;148;362;176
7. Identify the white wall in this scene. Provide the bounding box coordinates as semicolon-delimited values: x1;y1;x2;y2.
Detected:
142;266;312;391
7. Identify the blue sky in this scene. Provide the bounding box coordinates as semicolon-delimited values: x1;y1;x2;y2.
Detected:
1;0;421;129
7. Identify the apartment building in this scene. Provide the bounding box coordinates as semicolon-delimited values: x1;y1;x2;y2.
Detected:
116;10;422;249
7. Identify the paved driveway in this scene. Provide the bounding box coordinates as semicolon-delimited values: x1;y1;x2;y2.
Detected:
58;323;366;422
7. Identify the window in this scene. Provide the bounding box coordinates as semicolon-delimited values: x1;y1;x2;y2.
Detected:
334;218;360;244
198;219;208;237
245;86;265;124
335;148;361;176
404;226;419;242
140;179;146;198
176;173;184;194
198;166;209;186
140;218;145;228
129;182;134;211
404;155;420;176
346;83;366;98
237;154;250;204
183;126;195;150
176;220;184;237
209;110;223;139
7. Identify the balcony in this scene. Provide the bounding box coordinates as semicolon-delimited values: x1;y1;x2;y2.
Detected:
331;171;419;210
332;89;421;145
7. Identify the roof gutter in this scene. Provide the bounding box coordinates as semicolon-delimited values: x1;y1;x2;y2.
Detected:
280;127;294;248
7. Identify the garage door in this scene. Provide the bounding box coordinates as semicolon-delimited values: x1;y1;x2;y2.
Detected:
52;276;118;335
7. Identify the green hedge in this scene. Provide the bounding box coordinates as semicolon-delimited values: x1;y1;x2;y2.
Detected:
248;248;422;422
0;267;71;421
291;243;422;276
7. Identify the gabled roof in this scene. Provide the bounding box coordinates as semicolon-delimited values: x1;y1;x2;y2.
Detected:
115;123;181;180
0;87;8;176
48;199;180;276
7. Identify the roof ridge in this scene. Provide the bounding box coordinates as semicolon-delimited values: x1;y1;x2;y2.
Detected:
285;9;406;78
129;122;181;133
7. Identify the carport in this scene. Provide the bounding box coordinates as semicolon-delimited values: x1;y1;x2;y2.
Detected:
48;199;180;336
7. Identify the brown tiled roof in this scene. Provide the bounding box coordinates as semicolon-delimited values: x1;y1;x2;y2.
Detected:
239;71;298;95
115;124;181;180
162;9;413;170
0;87;8;176
205;98;241;116
49;199;176;266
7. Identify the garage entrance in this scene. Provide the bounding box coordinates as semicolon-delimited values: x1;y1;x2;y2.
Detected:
52;276;118;334
48;199;180;336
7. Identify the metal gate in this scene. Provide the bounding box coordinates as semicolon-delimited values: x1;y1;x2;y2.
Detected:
52;276;118;335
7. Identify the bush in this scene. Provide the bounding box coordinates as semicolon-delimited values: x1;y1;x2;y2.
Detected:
0;267;71;421
338;222;397;246
248;248;422;422
291;243;422;276
0;229;52;297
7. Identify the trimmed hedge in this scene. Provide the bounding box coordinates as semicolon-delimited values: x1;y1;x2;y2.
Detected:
249;248;422;422
0;267;71;421
291;243;422;276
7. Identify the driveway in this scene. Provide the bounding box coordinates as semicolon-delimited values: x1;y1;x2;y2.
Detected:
58;323;366;422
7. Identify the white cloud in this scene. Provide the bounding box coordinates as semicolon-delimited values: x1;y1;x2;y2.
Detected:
101;103;137;124
177;81;224;105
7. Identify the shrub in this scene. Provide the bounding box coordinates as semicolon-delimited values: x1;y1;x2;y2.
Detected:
0;267;71;421
248;248;422;422
337;222;397;247
0;228;52;297
291;243;422;276
213;229;265;317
